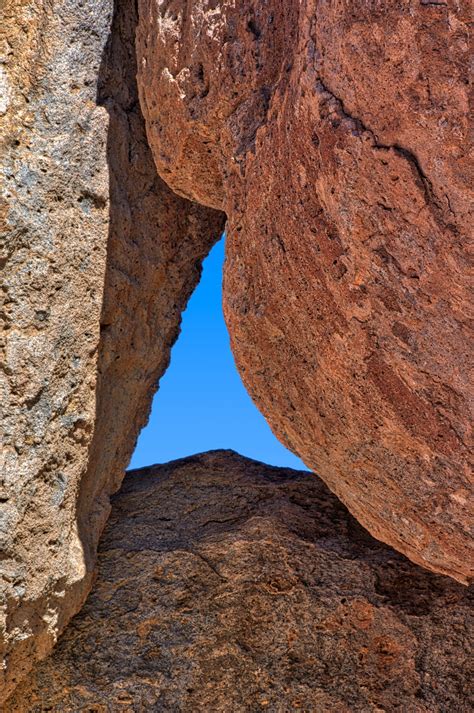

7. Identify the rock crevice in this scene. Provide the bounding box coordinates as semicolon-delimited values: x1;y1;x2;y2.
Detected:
1;0;223;701
1;0;472;702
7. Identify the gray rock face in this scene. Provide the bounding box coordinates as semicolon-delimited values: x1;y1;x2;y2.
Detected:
0;0;223;700
7;452;473;711
1;0;112;697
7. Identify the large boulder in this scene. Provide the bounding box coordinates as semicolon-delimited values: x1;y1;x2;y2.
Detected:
137;0;473;583
6;452;473;711
0;0;223;701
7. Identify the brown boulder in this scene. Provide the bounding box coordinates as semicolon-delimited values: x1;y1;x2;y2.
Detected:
1;0;223;700
6;452;473;711
137;0;473;582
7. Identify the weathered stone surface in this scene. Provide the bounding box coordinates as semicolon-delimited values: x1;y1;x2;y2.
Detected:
137;0;473;582
6;451;473;711
0;0;223;701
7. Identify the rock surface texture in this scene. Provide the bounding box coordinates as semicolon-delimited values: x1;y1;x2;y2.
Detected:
137;0;473;583
2;0;473;703
1;0;223;701
6;452;473;711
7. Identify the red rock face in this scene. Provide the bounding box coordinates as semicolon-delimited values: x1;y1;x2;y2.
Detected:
137;0;473;583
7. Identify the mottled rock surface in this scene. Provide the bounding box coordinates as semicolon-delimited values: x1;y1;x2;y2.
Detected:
0;0;223;700
137;0;473;583
7;451;473;711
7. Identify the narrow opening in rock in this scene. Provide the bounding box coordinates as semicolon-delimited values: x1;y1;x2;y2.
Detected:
130;235;307;470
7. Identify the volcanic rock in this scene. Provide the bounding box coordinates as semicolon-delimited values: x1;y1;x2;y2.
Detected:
0;0;223;700
137;0;473;583
6;452;473;711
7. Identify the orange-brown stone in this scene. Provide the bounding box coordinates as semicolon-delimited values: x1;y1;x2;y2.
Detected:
137;0;473;583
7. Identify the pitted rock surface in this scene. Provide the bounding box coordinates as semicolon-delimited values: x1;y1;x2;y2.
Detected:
137;0;473;583
0;0;223;700
7;452;473;711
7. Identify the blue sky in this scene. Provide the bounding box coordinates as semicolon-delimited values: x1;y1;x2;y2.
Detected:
130;236;307;470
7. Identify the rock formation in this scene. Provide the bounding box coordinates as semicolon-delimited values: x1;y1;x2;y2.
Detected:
137;0;473;583
1;0;223;701
6;452;473;712
2;0;473;703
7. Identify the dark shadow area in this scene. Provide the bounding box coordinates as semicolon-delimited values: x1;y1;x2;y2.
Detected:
76;0;225;575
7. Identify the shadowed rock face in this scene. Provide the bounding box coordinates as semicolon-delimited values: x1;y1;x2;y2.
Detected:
137;0;473;583
1;0;223;701
7;452;473;712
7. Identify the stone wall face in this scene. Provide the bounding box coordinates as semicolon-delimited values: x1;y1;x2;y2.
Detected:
0;0;223;701
137;0;473;584
6;452;474;712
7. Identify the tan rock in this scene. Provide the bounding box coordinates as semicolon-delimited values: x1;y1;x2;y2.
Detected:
0;0;223;701
137;0;474;583
6;452;474;711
